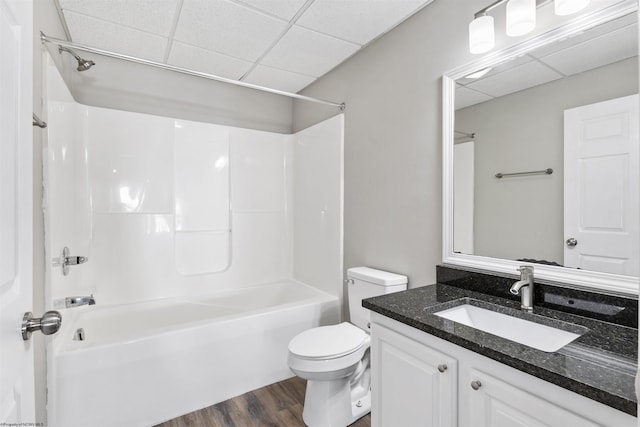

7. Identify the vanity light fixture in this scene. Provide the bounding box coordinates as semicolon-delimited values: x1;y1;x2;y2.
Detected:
469;0;590;54
506;0;537;36
555;0;590;15
469;14;495;54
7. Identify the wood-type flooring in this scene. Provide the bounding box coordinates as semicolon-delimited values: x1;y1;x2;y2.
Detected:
155;376;371;427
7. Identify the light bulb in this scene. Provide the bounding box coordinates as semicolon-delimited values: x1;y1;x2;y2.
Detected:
506;0;536;37
469;15;495;54
554;0;590;16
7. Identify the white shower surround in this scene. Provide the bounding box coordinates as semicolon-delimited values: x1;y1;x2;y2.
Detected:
43;54;344;426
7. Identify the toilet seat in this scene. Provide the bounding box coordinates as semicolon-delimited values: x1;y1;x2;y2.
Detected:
289;322;367;360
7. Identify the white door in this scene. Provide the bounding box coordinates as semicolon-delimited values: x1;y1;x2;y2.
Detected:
0;0;35;424
564;95;639;276
454;141;474;255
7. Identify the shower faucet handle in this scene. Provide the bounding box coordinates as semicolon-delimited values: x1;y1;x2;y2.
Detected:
53;247;89;276
65;255;88;265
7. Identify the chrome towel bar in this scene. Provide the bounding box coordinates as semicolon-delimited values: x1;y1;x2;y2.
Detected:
495;168;553;179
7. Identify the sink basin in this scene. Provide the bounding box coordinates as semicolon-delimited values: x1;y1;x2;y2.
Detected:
434;303;583;352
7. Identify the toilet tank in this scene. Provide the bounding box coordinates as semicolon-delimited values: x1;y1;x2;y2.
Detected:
347;267;408;331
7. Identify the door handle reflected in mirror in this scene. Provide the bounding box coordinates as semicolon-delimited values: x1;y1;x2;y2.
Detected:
566;238;578;247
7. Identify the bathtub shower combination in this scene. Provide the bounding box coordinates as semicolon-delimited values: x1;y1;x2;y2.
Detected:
43;54;344;427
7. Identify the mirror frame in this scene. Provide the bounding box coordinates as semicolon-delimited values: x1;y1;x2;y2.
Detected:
442;1;639;296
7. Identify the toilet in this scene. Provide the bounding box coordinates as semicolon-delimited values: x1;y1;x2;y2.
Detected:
287;267;408;427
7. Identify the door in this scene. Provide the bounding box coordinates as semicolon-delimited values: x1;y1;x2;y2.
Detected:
454;140;475;255
371;324;457;427
466;369;600;427
564;95;639;276
0;0;35;424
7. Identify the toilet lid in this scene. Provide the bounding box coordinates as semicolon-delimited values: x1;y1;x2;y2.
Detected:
289;322;367;359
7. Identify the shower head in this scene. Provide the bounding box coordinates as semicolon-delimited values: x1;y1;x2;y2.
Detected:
76;58;96;72
58;46;95;72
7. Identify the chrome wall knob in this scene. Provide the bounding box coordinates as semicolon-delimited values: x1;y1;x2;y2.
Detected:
437;364;448;373
22;311;62;341
470;380;482;390
566;238;578;247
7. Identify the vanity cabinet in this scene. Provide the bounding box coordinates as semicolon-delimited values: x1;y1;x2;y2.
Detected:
371;323;457;427
370;313;636;427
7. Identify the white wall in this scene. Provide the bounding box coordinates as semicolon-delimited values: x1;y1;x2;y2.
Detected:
45;54;343;307
456;57;638;264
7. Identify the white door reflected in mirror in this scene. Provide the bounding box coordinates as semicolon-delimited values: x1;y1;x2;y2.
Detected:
563;95;639;276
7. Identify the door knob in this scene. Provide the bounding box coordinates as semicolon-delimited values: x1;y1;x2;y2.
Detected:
437;364;448;373
566;238;578;247
22;311;62;340
470;380;482;390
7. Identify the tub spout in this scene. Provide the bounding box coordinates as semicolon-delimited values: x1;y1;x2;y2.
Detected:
65;294;96;308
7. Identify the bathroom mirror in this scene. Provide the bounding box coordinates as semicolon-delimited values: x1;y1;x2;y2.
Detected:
442;1;639;295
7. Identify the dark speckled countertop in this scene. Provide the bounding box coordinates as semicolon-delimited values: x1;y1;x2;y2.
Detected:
363;283;638;416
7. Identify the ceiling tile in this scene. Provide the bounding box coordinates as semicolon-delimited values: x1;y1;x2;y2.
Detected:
536;24;638;76
243;65;316;93
167;42;254;79
455;86;493;110
63;11;168;62
466;61;563;98
59;0;179;36
174;0;289;62
261;25;360;77
296;0;429;45
233;0;308;21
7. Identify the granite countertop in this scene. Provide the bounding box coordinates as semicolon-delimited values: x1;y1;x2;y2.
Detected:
363;283;638;416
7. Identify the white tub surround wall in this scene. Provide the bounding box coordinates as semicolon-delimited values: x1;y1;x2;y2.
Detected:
44;53;344;306
43;53;344;426
293;115;345;298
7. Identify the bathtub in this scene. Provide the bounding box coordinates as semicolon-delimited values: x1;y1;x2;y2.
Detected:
47;281;340;427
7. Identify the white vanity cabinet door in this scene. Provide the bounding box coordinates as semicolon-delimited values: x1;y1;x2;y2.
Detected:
463;369;601;427
371;324;457;427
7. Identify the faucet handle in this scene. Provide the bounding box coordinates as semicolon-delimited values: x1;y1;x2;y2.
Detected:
518;265;533;274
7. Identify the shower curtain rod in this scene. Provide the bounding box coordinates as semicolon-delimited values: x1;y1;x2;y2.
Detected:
40;32;346;110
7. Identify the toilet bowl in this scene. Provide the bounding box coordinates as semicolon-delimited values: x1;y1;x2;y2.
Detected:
288;323;372;426
287;267;408;427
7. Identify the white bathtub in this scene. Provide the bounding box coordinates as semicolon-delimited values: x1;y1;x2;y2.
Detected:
47;281;340;427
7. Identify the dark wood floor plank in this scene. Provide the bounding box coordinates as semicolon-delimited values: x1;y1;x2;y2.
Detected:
275;404;306;427
207;400;237;427
155;377;371;427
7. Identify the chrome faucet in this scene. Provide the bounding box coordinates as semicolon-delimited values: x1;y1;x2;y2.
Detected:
65;294;96;308
510;266;534;312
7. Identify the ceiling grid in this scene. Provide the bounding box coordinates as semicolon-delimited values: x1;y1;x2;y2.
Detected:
57;0;433;93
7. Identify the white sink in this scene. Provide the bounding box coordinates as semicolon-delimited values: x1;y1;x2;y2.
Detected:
434;304;583;352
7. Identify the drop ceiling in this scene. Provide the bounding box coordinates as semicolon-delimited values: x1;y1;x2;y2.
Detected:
455;13;638;110
57;0;434;94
